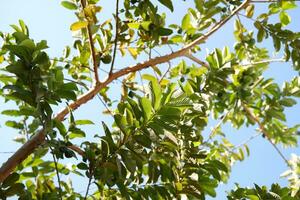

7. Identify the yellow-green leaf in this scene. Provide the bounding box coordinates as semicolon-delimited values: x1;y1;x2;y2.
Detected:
61;1;77;10
128;47;138;59
70;21;88;31
245;4;254;18
279;11;291;26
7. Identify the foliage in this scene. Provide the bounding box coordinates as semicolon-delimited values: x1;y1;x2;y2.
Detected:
0;0;300;199
228;183;300;200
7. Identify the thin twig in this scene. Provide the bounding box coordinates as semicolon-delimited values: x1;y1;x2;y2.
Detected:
138;70;146;94
50;58;93;71
242;103;291;168
0;152;15;154
64;78;89;89
97;94;114;116
46;137;63;200
84;162;93;200
80;0;99;83
205;111;230;143
159;61;172;83
184;53;209;68
84;170;93;200
109;0;120;75
232;132;261;151
241;58;286;67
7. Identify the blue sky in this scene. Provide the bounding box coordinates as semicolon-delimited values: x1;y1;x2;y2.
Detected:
0;0;300;199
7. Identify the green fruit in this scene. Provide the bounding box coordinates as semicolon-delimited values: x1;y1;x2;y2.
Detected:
101;54;112;64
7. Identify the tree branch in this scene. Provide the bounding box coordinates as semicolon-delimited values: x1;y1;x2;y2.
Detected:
185;53;209;68
242;103;291;168
0;0;250;183
80;0;99;83
109;0;120;75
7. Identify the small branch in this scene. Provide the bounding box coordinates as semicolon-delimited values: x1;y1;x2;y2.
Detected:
242;103;291;168
185;53;209;68
80;0;100;83
50;58;93;71
64;78;89;89
204;111;230;143
109;0;120;75
0;152;15;154
138;70;146;94
232;132;261;151
47;137;63;200
84;170;93;200
159;61;172;83
241;58;286;67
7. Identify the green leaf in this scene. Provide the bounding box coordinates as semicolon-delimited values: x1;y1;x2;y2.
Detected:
61;82;78;91
272;36;281;52
36;40;48;50
1;110;21;117
75;120;94;125
279;97;297;107
56;89;77;100
140;97;153;121
68;128;86;139
281;1;297;10
2;173;20;188
77;162;89;170
182;14;191;31
61;1;78;10
256;26;265;43
127;22;140;29
70;21;89;31
149;80;162;110
141;21;152;31
5;120;24;129
114;114;128;134
19;39;35;52
102;121;116;150
279;11;291;26
158;27;173;36
12;32;28;43
210;160;228;172
5;183;24;196
158;0;174;12
268;110;286;121
142;74;156;82
4;45;32;63
246;195;260;200
54;119;67;137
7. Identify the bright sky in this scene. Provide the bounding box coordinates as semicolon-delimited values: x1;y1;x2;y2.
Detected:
0;0;300;199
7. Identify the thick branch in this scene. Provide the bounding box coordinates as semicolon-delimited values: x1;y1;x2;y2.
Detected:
0;0;249;183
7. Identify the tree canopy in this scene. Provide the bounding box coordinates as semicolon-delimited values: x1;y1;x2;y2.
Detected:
0;0;300;199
